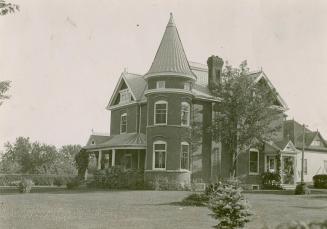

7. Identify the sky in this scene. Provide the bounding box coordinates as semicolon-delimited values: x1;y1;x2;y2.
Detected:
0;0;327;150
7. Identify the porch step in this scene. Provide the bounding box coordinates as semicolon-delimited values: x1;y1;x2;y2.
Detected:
281;184;296;190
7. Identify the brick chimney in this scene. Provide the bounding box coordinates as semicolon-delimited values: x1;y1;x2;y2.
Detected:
207;55;224;90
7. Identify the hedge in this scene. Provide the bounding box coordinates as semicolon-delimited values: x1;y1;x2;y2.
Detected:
0;174;75;186
313;174;327;189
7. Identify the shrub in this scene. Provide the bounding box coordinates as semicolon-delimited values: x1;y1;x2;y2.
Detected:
208;183;253;229
294;183;311;195
18;179;34;193
313;174;327;189
93;167;144;189
181;193;209;206
53;177;64;187
262;172;282;190
66;177;81;189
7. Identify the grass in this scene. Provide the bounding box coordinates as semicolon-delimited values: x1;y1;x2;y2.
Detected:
0;190;327;229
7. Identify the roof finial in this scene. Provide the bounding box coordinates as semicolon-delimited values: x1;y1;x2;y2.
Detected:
167;12;175;27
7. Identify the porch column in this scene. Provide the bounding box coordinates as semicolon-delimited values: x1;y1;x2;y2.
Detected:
97;150;102;170
280;154;283;184
137;149;140;169
112;149;116;167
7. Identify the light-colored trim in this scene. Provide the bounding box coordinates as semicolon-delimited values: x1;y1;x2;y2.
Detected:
144;72;196;80
154;100;168;126
108;101;138;111
120;113;127;134
112;149;116;166
181;102;190;126
153;140;167;170
147;124;192;129
144;169;191;173
180;141;190;171
249;149;259;175
97;150;102;170
145;88;193;96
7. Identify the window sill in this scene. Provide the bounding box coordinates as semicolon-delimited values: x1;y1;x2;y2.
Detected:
249;172;259;176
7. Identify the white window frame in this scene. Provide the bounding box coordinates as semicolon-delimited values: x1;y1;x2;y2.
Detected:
266;156;276;173
249;149;259;175
120;113;127;134
180;142;190;171
153;140;167;170
183;82;191;90
156;81;165;89
311;140;321;147
119;89;130;104
181;102;190;126
154;100;168;125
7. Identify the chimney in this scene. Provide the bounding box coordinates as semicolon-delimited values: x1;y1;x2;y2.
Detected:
207;55;224;90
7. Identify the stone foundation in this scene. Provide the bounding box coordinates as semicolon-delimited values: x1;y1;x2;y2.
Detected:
144;170;191;190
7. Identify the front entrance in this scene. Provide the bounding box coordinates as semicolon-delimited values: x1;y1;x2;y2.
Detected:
281;156;295;184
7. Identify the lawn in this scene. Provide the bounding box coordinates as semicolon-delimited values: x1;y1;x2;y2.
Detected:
0;190;327;229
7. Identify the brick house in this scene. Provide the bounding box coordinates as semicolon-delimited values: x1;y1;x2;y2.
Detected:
82;14;327;189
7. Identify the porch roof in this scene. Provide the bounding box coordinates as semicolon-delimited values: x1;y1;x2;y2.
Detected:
84;133;146;150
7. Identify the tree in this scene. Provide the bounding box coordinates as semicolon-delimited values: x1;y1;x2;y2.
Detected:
211;61;282;177
0;0;19;16
74;149;89;179
0;81;11;106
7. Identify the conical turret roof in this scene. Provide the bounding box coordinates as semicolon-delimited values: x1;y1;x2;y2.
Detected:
145;13;196;80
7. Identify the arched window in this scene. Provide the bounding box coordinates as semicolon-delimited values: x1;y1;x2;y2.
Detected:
180;142;190;170
154;101;168;125
120;113;127;133
181;102;190;126
153;140;167;170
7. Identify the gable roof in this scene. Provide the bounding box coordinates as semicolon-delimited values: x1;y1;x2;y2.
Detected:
144;13;196;80
283;119;327;151
106;72;146;109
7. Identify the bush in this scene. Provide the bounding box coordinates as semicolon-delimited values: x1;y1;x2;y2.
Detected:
0;174;75;186
53;177;64;186
275;220;327;229
181;193;209;206
93;166;144;190
18;179;34;193
313;174;327;189
294;183;311;195
262;172;282;190
66;177;81;189
208;183;253;229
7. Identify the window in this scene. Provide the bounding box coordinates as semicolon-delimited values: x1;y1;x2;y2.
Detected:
303;159;308;175
120;113;127;133
125;154;132;170
119;89;131;104
249;149;259;174
184;82;191;90
91;140;95;145
267;156;276;172
154;101;167;125
181;102;190;126
311;140;321;147
324;160;327;173
153;141;166;169
156;81;165;89
181;142;190;170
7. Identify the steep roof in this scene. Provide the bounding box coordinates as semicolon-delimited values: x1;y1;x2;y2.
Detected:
283;119;327;151
145;13;196;80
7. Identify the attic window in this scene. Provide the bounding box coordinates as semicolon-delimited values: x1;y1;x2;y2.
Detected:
119;89;131;104
156;81;165;89
311;140;321;147
91;140;95;145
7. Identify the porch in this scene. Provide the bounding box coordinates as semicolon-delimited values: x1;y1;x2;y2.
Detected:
264;140;300;188
83;133;147;179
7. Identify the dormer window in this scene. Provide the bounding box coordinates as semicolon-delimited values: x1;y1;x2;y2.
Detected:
156;81;165;89
184;82;191;90
119;89;131;104
311;140;321;147
91;140;95;145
